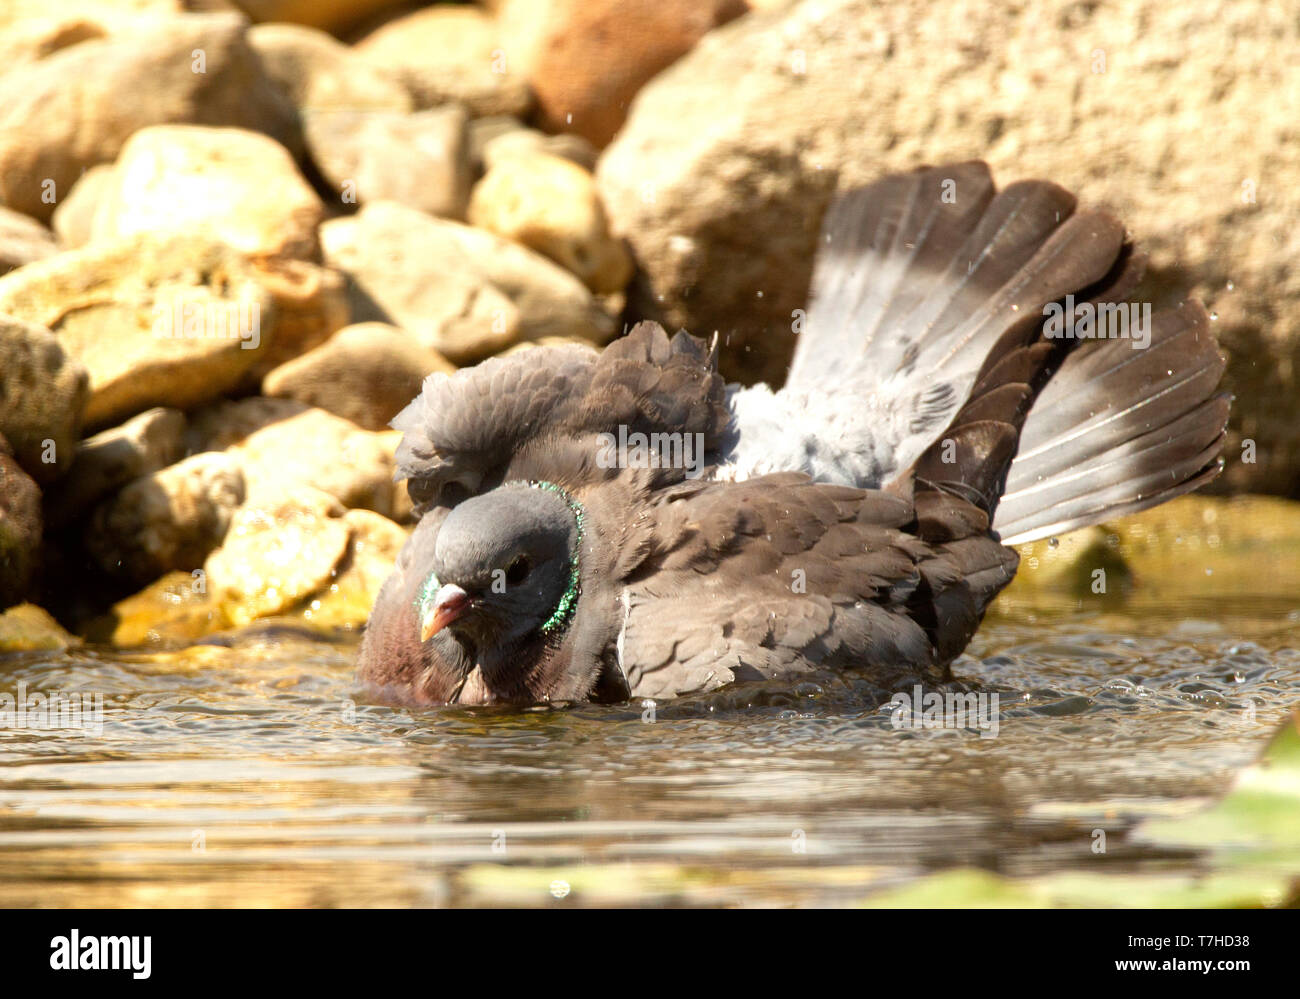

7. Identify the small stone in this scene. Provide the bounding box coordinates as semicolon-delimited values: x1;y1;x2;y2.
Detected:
205;484;351;628
304;106;471;220
90;125;325;259
248;21;412;115
354;4;532;118
262;322;454;431
87;452;246;584
44;407;187;530
469;152;632;294
481;127;599;173
0;206;59;276
321;200;614;363
50;165;115;250
0;315;90;483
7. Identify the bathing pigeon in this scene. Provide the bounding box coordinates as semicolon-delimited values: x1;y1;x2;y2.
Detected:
358;161;1228;706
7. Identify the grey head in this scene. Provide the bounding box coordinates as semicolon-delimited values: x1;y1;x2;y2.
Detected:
415;480;584;665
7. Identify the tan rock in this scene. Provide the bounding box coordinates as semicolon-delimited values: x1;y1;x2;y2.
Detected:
205;484;351;628
304;105;471;219
87;569;227;649
262;322;453;431
354;4;531;117
0;234;274;429
299;508;408;629
87;451;246;584
0;315;89;482
0;603;76;653
226;0;409;35
241;258;351;380
190;398;402;516
44;407;188;530
495;0;747;146
247;21;412;114
469;153;631;294
50;165;115;249
0;17;106;73
90;125;324;259
0;13;299;223
0;206;59;276
481;126;598;172
321;200;614;363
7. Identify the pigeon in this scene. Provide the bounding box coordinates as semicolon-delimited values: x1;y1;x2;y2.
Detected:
358;161;1229;707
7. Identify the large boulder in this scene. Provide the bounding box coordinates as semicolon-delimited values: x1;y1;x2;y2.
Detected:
0;12;299;223
0;315;90;483
0;235;275;429
353;4;531;118
321;200;614;363
596;0;1300;498
89;125;325;259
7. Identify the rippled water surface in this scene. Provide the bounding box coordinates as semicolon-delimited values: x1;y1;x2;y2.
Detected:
3;584;1299;907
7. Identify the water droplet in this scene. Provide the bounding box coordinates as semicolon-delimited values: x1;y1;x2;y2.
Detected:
1048;537;1059;548
1209;311;1218;320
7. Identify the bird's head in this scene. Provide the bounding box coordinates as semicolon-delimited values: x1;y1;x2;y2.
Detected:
415;481;584;661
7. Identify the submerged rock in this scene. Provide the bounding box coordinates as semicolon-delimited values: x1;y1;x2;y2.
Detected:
261;322;454;432
87;569;227;649
0;315;90;483
89;125;325;259
87;452;246;584
469;152;631;294
321;200;614;363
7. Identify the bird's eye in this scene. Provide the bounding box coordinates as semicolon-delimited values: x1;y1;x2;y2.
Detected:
505;556;531;586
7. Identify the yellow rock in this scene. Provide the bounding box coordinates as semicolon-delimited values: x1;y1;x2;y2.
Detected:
0;604;76;653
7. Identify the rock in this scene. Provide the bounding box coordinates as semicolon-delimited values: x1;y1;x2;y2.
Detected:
596;0;1300;492
191;398;402;516
87;451;246;584
354;4;531;118
0;1;202;32
300;508;408;629
0;434;42;610
87;569;226;648
0;234;274;429
50;165;115;249
0;17;106;74
321;200;614;363
247;21;412;114
0;12;299;223
481;127;598;173
89;125;325;259
0;604;76;654
469;152;631;294
468;114;526;174
226;0;410;35
0;315;90;482
262;322;453;431
0;206;59;275
204;484;350;627
495;0;747;147
43;408;187;530
304;106;472;220
242;258;351;381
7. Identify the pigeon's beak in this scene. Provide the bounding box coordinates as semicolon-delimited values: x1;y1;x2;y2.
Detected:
420;583;472;642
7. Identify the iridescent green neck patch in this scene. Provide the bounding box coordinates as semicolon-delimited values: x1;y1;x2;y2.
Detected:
520;480;585;637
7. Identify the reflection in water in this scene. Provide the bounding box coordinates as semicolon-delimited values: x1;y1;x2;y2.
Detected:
1;597;1298;906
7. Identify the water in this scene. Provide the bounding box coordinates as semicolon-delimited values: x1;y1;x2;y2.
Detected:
3;584;1298;907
